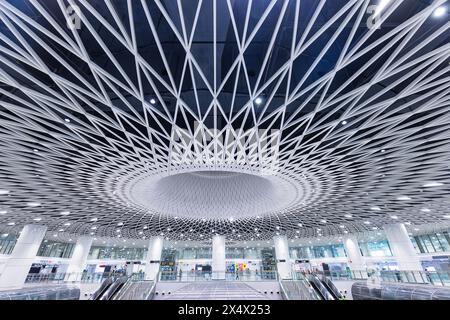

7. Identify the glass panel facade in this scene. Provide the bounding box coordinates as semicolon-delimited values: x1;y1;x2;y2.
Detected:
177;247;212;260
0;234;17;255
412;231;450;253
289;244;346;259
88;246;147;260
225;247;262;259
358;240;392;257
37;240;75;258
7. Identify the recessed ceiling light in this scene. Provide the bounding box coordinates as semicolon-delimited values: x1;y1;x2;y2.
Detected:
443;215;450;219
421;208;431;212
297;223;302;227
341;120;347;125
339;225;345;228
370;206;381;211
91;226;97;230
64;223;71;226
320;219;327;223
0;210;7;214
150;98;156;105
60;211;70;215
423;182;444;187
64;118;71;123
1;233;9;237
117;222;123;226
433;6;447;17
90;218;98;222
364;221;371;225
390;215;398;219
397;196;411;200
344;214;352;218
7;222;15;226
33;218;42;221
0;190;10;195
255;97;263;105
27;202;41;207
53;234;58;237
58;229;64;232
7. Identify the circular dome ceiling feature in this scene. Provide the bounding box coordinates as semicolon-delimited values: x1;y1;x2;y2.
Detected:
0;0;449;241
130;171;300;219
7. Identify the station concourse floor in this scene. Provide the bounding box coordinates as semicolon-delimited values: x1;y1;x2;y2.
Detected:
153;282;278;300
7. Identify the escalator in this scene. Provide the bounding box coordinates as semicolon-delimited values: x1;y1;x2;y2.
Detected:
306;274;335;300
90;277;114;300
90;275;129;300
112;279;156;300
320;275;343;300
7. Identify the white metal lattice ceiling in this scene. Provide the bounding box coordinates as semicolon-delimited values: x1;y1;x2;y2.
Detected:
0;0;450;242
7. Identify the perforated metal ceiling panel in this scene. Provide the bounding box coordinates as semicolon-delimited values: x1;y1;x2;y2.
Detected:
0;0;449;242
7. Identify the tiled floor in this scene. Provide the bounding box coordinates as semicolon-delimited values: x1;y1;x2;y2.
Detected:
154;282;274;300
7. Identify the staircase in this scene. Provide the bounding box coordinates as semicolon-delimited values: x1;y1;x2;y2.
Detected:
154;282;275;300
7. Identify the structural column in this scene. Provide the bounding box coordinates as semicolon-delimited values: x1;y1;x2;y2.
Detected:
66;236;93;281
273;235;291;279
0;224;47;290
212;235;226;280
144;236;163;281
383;223;422;271
343;236;365;271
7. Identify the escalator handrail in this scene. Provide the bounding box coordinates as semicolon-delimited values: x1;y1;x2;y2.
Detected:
112;277;134;300
321;275;344;300
90;277;114;300
307;274;335;300
99;275;129;300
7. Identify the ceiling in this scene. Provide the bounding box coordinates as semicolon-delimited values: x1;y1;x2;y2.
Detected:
0;0;450;242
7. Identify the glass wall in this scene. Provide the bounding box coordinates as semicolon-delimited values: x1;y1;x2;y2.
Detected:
358;240;392;257
226;247;262;259
411;231;450;254
0;233;17;255
37;240;75;258
88;246;147;260
177;247;212;259
289;244;347;259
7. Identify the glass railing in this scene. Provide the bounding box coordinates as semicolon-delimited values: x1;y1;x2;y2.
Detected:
0;285;80;300
158;270;279;282
24;272;119;284
280;273;322;300
113;279;156;300
318;270;450;287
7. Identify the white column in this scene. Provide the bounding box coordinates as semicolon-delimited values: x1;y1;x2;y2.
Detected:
383;223;422;271
0;224;47;290
66;236;93;281
273;235;291;279
144;236;163;281
344;236;365;271
212;235;226;280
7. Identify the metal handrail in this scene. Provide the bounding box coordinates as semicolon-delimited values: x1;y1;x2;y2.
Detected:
279;276;322;300
318;270;450;287
158;270;279;282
